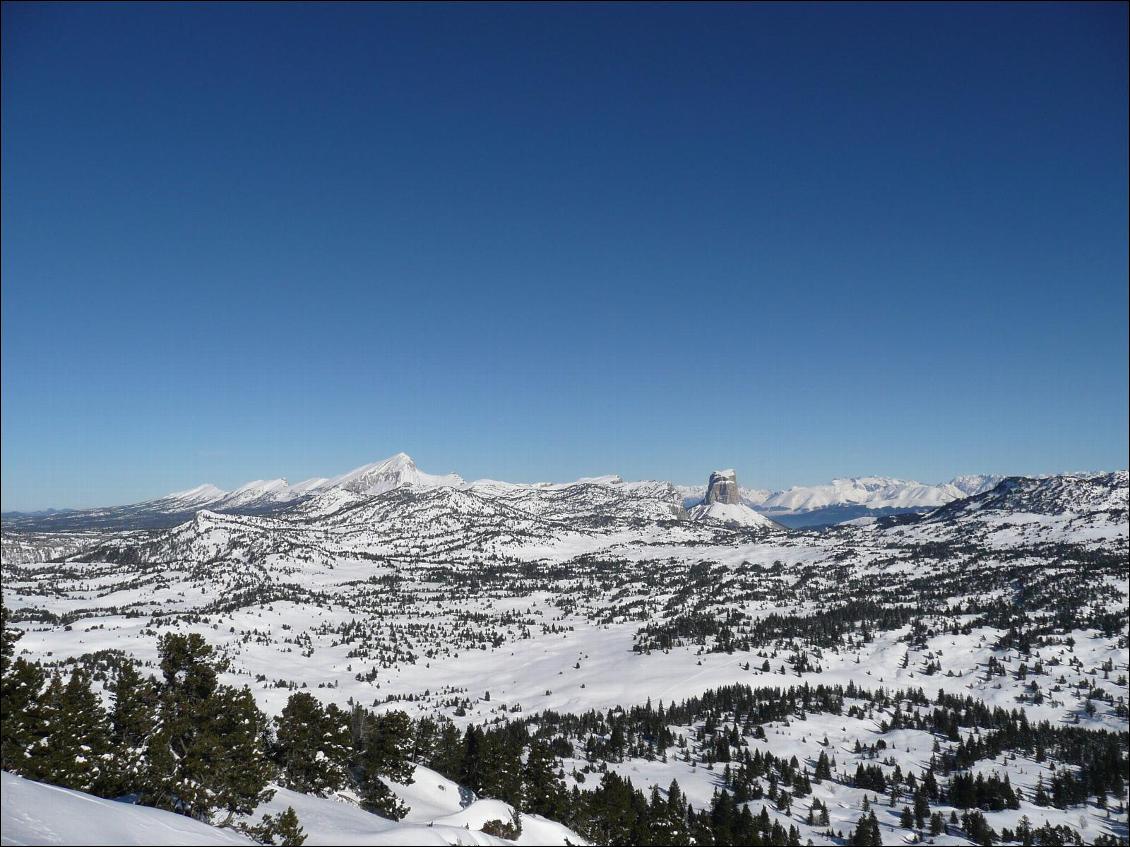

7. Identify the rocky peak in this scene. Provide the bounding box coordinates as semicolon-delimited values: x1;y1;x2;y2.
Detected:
704;469;740;505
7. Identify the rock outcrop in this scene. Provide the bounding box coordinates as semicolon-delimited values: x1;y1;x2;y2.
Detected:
704;469;740;505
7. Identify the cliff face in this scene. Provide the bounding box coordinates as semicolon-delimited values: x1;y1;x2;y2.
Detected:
704;469;740;505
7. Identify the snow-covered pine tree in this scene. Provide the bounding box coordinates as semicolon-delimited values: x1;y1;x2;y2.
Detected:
355;709;414;820
141;633;274;821
43;666;115;795
207;685;276;823
246;805;307;846
273;691;351;796
20;672;64;783
108;660;158;796
0;654;47;774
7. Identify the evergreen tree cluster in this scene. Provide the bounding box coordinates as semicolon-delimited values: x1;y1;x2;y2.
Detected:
3;603;1127;847
1;620;318;843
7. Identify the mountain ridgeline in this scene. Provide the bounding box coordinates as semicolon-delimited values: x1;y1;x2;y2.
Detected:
1;453;1127;846
5;453;1008;534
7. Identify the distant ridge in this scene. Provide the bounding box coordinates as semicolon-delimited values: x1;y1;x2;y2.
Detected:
0;453;1078;532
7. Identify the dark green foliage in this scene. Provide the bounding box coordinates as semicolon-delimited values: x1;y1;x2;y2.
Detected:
0;656;47;773
246;806;307;846
141;633;275;821
962;809;997;846
1;604;19;675
480;810;522;839
358;775;408;821
849;809;882;846
19;670;65;783
522;739;564;818
358;710;415;784
109;661;159;795
43;667;115;794
814;749;832;781
354;709;414;820
651;780;691;845
273;692;350;796
158;632;221;700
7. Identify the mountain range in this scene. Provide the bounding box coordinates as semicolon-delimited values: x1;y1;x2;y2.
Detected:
2;454;1126;845
1;452;1008;531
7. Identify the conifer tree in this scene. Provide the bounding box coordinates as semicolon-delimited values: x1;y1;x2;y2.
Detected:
248;806;307;846
479;730;522;805
913;786;930;829
208;685;276;822
273;692;350;796
44;667;115;795
814;748;832;781
0;604;19;675
109;661;158;796
272;807;307;846
358;776;408;821
850;809;881;846
0;655;47;774
522;738;564;818
142;633;274;821
20;672;65;783
458;725;483;793
355;710;414;820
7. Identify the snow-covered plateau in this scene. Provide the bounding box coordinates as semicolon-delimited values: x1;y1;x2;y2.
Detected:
1;457;1127;846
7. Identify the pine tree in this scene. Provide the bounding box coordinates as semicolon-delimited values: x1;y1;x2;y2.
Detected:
273;692;350;796
0;605;20;676
361;710;415;784
208;685;276;822
355;710;415;820
21;672;65;782
868;810;882;846
913;787;930;829
930;810;945;835
850;809;881;846
358;775;409;821
428;719;463;777
814;749;832;782
109;661;158;796
458;725;483;793
142;633;274;821
523;739;564;818
0;656;47;774
479;730;522;805
248;806;307;846
44;667;115;795
273;807;307;846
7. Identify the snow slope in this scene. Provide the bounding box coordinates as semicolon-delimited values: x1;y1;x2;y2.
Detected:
757;475;1004;514
0;770;585;847
1;469;1126;847
686;500;778;528
0;771;253;845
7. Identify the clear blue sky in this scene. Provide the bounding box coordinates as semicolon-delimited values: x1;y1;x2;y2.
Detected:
2;2;1127;510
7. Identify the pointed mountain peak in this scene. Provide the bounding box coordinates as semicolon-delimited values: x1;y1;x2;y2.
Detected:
321;452;463;495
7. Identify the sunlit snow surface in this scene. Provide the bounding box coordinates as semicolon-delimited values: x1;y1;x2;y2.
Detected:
1;470;1127;844
0;767;583;846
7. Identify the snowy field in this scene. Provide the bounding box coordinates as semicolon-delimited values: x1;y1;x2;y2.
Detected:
2;470;1127;844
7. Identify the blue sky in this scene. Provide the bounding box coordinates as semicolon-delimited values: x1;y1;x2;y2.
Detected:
2;2;1127;510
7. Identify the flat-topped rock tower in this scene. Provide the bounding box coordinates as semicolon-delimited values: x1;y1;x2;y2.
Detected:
704;469;740;505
